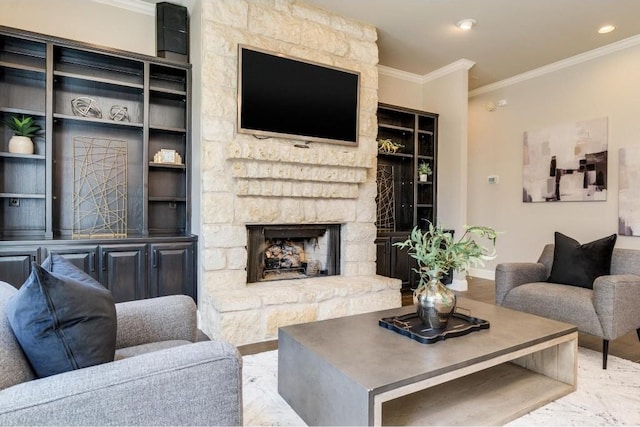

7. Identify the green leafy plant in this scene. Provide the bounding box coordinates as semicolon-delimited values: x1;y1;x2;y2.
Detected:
5;115;42;138
394;223;498;288
418;162;432;176
377;138;404;153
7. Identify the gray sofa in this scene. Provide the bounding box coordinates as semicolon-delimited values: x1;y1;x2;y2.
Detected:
0;281;242;426
496;245;640;369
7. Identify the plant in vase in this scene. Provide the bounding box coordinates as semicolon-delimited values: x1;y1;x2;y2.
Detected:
418;162;432;182
5;115;42;154
394;223;498;329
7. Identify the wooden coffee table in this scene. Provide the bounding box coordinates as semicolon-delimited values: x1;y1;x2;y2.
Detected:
278;298;577;426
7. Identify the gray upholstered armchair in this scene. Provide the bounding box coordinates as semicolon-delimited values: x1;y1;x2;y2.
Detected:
0;281;242;426
496;245;640;369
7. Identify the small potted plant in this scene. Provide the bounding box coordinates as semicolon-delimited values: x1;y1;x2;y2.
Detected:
5;115;42;154
418;162;432;182
395;223;498;328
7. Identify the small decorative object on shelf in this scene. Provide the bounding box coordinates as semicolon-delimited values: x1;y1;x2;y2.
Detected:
153;149;183;165
5;115;41;154
418;162;432;182
377;138;403;154
395;223;498;329
71;96;102;119
109;105;130;122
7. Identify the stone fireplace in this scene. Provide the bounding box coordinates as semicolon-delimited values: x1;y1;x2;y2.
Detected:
196;0;401;345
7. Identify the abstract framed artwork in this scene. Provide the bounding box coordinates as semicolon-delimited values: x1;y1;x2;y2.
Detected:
523;117;608;202
619;147;640;236
72;137;128;238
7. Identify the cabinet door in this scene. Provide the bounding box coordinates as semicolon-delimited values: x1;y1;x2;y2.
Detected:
149;242;194;299
43;245;99;280
374;237;391;277
100;244;147;303
390;235;416;292
0;247;40;288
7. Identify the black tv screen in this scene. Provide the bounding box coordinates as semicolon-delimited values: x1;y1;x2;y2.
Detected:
238;46;360;145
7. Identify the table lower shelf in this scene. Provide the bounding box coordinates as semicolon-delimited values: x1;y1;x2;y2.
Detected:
382;361;575;426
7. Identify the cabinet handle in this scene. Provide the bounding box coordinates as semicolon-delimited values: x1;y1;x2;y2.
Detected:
90;252;95;272
102;253;107;271
152;249;158;268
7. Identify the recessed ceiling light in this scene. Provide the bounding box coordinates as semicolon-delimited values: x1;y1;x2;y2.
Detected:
456;19;476;31
598;25;616;34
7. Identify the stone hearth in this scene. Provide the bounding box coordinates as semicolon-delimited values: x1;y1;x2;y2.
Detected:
196;0;401;346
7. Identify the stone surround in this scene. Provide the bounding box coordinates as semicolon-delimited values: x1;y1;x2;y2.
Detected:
197;0;401;345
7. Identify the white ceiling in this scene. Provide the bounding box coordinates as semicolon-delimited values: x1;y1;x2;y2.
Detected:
133;0;640;91
303;0;640;90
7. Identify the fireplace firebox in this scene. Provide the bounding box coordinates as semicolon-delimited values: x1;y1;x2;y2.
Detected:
247;224;340;283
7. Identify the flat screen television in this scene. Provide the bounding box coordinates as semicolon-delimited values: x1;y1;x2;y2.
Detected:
238;45;360;146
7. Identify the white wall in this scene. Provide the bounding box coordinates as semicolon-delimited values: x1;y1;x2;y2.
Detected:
378;73;422;110
468;40;640;273
0;0;155;56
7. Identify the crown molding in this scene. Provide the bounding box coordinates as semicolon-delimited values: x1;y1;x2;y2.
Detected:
422;58;475;83
89;0;155;15
377;64;424;84
469;34;640;97
378;58;476;85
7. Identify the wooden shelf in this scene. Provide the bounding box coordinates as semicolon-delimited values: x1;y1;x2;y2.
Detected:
0;192;46;199
378;151;413;159
0;60;45;74
378;123;414;133
0;152;45;160
53;113;144;129
54;70;144;90
149;162;186;169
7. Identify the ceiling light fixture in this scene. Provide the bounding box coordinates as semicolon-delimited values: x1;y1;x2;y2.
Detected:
598;25;616;34
456;19;476;31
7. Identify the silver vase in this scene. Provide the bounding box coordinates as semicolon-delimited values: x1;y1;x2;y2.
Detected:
414;276;456;329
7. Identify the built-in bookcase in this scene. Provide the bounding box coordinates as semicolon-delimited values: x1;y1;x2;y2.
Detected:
0;26;191;239
0;26;196;303
375;103;439;292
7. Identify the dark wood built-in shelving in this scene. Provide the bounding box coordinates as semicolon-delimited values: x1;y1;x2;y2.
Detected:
0;26;196;303
375;103;439;292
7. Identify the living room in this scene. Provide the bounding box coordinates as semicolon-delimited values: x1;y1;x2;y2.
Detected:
1;0;640;425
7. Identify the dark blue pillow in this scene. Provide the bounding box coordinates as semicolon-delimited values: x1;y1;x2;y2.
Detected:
5;256;116;378
547;232;617;289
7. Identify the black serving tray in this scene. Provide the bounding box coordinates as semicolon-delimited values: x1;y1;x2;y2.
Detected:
379;311;490;344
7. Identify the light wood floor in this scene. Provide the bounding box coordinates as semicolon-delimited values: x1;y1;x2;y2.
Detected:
239;277;640;364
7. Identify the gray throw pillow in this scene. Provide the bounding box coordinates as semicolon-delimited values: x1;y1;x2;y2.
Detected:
5;256;116;378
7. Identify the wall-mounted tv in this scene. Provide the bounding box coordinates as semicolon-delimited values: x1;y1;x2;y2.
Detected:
238;45;360;146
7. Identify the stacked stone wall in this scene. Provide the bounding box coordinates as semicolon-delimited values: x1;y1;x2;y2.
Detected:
198;0;401;345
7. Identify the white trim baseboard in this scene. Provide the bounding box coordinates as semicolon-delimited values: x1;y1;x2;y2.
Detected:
467;268;495;281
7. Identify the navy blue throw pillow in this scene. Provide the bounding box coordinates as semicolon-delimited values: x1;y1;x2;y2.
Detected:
5;256;116;378
547;232;617;289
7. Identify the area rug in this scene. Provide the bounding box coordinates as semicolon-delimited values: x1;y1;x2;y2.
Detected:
242;347;640;426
